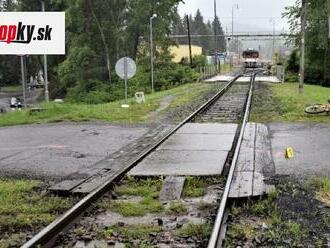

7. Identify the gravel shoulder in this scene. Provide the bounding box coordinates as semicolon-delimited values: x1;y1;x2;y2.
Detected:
225;176;330;247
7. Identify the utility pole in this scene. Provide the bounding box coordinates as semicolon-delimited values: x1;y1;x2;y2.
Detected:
214;0;218;73
20;56;27;108
150;14;157;93
186;15;193;68
41;1;49;102
299;0;306;93
232;4;239;61
270;18;276;62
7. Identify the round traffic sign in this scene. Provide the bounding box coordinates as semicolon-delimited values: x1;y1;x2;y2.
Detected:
115;57;137;80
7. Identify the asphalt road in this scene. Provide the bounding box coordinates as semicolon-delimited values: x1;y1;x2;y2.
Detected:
0;120;329;181
269;122;330;177
0;123;149;179
0;93;10;112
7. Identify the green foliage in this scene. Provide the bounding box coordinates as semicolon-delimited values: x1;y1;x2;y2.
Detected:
284;0;330;87
183;177;223;198
175;223;212;239
1;0;199;102
0;82;216;127
99;177;164;217
114;177;163;198
285;71;299;83
0;180;74;233
286;49;300;73
312;178;330;194
166;201;188;215
180;55;207;68
226;186;306;247
101;198;164;217
312;177;330;205
227;223;256;240
101;224;162;240
64;61;199;104
175;10;226;55
250;82;330;123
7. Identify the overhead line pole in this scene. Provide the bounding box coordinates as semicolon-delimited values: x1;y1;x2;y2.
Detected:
150;14;157;93
186;15;193;68
299;0;306;93
231;4;239;64
271;19;276;61
214;0;219;73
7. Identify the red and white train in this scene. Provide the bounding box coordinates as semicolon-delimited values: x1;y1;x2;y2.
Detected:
242;49;260;68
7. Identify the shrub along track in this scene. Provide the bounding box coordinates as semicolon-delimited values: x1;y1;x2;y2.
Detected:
22;70;258;248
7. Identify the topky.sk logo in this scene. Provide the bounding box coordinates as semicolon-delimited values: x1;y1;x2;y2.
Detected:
0;22;53;44
0;12;65;55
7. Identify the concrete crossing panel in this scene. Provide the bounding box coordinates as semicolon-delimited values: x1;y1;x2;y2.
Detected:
130;123;238;176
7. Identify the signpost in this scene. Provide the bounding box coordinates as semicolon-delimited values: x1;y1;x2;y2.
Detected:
115;57;137;108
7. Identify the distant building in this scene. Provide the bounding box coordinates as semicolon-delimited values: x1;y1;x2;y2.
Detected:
169;45;203;63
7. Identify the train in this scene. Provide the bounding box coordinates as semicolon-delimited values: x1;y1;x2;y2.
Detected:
242;49;260;68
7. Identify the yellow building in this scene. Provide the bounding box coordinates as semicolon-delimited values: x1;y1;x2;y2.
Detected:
169;45;203;63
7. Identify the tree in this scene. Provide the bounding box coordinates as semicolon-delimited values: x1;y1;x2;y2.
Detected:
284;0;330;86
170;9;226;55
212;16;226;52
0;0;19;86
0;0;197;102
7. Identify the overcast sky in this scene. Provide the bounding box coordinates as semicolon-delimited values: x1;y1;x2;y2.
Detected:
178;0;297;33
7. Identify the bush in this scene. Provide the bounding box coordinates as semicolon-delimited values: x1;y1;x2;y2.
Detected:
286;49;300;73
65;62;199;104
285;71;299;83
179;55;207;68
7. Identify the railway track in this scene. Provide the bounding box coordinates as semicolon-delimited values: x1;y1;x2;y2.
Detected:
22;70;257;248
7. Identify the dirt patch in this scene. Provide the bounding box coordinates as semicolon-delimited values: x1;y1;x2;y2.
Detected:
224;176;330;247
147;95;176;122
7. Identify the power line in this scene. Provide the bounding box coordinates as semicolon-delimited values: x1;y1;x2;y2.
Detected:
169;33;294;38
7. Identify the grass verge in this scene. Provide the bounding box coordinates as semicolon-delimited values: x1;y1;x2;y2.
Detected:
312;177;330;206
99;177;164;217
0;85;21;93
250;82;330;123
100;223;162;241
0;179;75;247
0;83;217;127
165;201;188;215
175;223;212;240
183;177;223;198
101;198;164;217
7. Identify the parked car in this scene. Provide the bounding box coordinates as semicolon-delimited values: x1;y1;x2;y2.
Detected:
9;97;23;110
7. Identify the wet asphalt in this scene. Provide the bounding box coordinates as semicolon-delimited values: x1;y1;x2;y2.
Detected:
0;123;149;179
0;93;10;112
269;122;330;177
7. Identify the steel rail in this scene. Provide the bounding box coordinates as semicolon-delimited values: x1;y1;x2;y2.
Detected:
21;74;243;248
207;72;256;248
